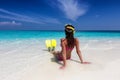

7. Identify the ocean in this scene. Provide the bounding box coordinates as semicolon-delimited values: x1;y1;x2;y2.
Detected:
0;30;120;40
0;31;120;49
0;30;119;52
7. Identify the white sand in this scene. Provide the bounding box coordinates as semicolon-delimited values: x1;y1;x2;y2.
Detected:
0;38;120;80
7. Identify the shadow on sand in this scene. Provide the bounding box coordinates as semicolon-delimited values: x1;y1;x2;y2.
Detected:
42;48;63;66
50;56;63;65
70;59;80;63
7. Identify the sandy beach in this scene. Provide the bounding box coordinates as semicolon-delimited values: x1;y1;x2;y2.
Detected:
0;37;120;80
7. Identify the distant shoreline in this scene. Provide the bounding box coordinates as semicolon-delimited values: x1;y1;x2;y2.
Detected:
0;30;120;32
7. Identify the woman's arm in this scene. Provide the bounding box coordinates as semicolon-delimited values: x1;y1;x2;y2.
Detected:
61;39;67;68
75;38;83;63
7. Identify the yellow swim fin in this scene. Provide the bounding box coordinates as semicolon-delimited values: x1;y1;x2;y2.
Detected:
45;40;52;51
51;39;57;51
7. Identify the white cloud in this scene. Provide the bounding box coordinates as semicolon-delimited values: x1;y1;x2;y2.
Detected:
0;9;30;19
0;8;61;24
0;15;44;24
57;0;88;21
0;21;22;26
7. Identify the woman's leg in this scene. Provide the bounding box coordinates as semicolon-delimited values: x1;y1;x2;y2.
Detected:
51;51;59;55
51;51;63;61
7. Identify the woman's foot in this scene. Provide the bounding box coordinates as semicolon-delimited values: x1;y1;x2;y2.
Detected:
81;62;91;64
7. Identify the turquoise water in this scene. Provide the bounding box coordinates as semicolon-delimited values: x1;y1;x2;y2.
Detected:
0;31;120;40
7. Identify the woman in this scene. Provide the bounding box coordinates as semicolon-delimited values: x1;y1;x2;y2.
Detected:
52;24;89;69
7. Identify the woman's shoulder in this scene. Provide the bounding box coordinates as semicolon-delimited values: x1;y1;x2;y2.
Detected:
74;38;80;44
60;38;66;46
74;38;79;41
60;38;66;41
60;38;67;44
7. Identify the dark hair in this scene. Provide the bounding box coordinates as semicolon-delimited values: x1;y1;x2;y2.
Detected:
65;24;75;48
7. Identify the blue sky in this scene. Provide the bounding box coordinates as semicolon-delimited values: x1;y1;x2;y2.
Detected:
0;0;120;30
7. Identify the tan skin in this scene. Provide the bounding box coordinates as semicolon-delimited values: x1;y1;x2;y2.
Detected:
53;38;90;69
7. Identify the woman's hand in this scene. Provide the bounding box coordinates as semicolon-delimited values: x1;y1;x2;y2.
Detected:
81;62;91;64
59;66;65;69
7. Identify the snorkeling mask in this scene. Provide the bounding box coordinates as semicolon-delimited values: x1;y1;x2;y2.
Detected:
65;24;75;34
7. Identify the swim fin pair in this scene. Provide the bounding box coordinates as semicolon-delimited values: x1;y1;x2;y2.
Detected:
45;39;57;52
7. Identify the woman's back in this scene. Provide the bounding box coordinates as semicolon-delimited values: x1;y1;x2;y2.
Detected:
61;38;78;58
